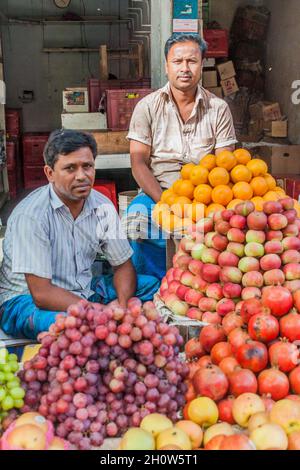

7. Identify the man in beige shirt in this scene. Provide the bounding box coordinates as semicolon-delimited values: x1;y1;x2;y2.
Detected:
125;33;237;280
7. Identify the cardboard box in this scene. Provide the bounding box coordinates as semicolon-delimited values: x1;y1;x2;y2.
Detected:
61;112;107;130
63;88;89;113
271;120;288;138
207;87;223;99
203;58;216;68
252;145;300;175
249;101;282;122
221;77;239;96
90;130;129;154
217;61;236;80
203;70;218;88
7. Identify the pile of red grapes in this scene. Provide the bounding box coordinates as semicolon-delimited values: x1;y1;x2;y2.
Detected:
18;298;188;450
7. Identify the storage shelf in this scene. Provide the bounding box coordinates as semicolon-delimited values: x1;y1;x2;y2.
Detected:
6;16;130;26
43;48;133;56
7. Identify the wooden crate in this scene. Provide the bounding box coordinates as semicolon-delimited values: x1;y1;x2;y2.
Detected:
91;130;129;154
166;236;181;270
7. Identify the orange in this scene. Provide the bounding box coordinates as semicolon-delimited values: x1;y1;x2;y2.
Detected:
230;165;252;183
216;150;237;171
171;196;192;218
200;154;216;171
161;213;179;232
227;198;243;209
232;182;253;200
181;162;196;180
152;202;170;226
164;192;178;206
263;191;280;202
186;202;206;222
251;196;265;211
161;189;174;203
294;200;300;218
274;186;286;196
194;184;212;205
233;148;252;165
176;179;195;199
172;179;184;194
211;185;233;206
189;165;209;185
250;176;269;196
247;158;268;177
264;173;277;191
205;203;226;217
208;167;230;187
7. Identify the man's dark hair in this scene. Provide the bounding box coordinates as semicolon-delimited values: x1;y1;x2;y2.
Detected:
164;33;208;59
43;129;97;168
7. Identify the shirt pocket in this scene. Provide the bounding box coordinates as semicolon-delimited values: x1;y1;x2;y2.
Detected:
190;136;216;163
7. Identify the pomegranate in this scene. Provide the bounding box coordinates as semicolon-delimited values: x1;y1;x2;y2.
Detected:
185;338;206;360
192;364;229;401
236;340;268;373
219;357;239;377
248;312;279;343
222;312;244;335
229;367;258;397
289;366;300;394
258;368;289;401
196;355;213;369
240;298;264;324
279;310;300;342
210;342;232;365
228;327;250;355
262;286;293;317
199;324;226;353
217;396;235;425
269;339;299;372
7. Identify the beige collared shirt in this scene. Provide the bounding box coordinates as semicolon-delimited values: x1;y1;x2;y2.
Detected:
127;83;237;189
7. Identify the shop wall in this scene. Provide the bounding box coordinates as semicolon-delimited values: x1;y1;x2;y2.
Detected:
264;0;300;144
1;0;130;132
210;0;250;29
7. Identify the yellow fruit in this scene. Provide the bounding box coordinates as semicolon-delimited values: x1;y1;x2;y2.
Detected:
190;165;209;185
161;212;178;232
294;200;300;217
157;427;192;450
187;397;219;428
176;179;195;199
205;203;226;217
227;198;243;209
181;162;196;180
251;196;265;211
175;421;203;450
120;428;155;450
140;413;173;438
176;217;194;232
233;148;252;165
231;165;252;183
172;179;183;194
211;185;233;206
250;176;269;196
232;182;253;200
200;154;216;171
194;184;212;205
208;167;230;187
152;202;170;226
265;173;276;191
274;186;286;196
186;202;206;222
171;196;192;218
216;150;237;171
161;189;173;203
263;191;280;202
164;192;177;206
247;158;268;177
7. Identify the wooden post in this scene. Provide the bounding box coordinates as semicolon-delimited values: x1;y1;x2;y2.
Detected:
137;43;144;78
99;45;109;80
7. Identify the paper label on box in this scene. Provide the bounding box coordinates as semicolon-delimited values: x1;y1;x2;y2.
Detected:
173;0;198;19
65;91;86;106
173;19;198;32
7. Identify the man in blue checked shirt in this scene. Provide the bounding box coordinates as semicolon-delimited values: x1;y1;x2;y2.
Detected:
0;130;160;339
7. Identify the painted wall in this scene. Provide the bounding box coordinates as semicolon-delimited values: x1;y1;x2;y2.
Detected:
210;0;251;29
264;0;300;144
1;0;130;132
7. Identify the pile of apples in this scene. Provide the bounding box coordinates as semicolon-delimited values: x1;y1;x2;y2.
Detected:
0;412;70;450
160;197;300;321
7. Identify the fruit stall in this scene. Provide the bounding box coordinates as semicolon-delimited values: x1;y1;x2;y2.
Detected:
1;149;300;452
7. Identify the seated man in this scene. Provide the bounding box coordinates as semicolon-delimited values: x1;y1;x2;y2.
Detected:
0;130;160;339
125;33;237;280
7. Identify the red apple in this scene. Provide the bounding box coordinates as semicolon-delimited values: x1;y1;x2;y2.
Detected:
223;283;242;299
268;213;288;231
241;287;262;300
263;269;285;286
201;264;221;283
279;197;294;210
173;267;185;281
260;254;282;271
191;275;208;292
230;215;246;229
283;263;300;281
204;232;217;248
247;212;268;230
188;260;203;276
246;230;266;244
218;252;239;268
235;201;255;216
242;271;264;288
227;228;246;243
281;250;300;265
187;307;202;321
215;220;231;235
185;288;204;306
283;209;297;224
221;209;235;221
263;201;283;215
238;257;260;273
198;297;218;313
201;248;220;264
216;298;236;317
177;284;190;301
212;233;228;251
181;272;195;287
264;241;283;254
227;242;245;257
206;283;223;300
220;267;243;284
168;280;181;294
282;237;300;251
266;230;284;242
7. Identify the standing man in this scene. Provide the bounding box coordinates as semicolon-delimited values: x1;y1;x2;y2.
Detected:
0;130;159;339
125;33;237;280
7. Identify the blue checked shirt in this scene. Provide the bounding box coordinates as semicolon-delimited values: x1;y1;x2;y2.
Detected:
0;184;133;305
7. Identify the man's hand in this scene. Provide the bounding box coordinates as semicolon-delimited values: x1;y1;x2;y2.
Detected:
215;145;236;155
112;259;137;308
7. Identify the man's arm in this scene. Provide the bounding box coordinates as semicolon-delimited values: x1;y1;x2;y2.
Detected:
130;140;163;203
25;274;82;312
215;145;235;154
112;259;136;308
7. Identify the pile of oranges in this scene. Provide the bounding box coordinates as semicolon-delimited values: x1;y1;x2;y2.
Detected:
153;149;299;233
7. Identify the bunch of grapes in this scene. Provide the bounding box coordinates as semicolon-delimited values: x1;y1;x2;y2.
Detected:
0;348;25;421
18;298;189;450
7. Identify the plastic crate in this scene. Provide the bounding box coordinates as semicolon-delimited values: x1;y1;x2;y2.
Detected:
5;109;21;138
22;133;50;165
93;179;117;209
88;78;151;112
106;88;153;131
6;140;17;171
23;165;48;189
203;29;229;58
